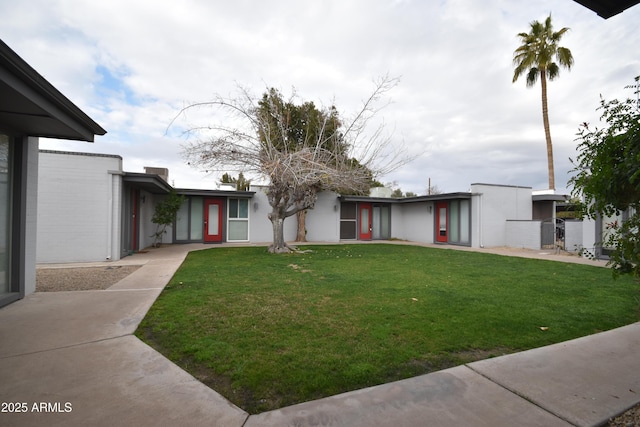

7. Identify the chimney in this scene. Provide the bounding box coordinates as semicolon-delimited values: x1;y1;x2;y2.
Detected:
145;167;169;183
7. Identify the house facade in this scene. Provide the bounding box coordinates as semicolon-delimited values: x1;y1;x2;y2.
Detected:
38;151;583;265
0;40;105;308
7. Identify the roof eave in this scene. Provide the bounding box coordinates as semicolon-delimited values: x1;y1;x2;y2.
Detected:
0;39;106;141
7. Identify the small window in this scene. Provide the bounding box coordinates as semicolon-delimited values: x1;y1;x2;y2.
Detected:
341;202;357;219
340;202;357;239
228;198;249;241
229;199;248;219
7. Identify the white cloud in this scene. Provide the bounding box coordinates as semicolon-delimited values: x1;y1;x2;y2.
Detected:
1;0;639;196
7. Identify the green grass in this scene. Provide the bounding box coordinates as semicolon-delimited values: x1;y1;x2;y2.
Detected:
136;244;640;413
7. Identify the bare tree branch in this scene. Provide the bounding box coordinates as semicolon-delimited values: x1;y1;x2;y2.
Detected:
170;76;412;252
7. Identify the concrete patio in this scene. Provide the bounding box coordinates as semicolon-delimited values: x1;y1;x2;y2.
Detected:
0;243;638;426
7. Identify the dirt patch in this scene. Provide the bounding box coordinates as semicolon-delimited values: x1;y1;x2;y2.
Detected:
36;265;142;292
288;264;312;273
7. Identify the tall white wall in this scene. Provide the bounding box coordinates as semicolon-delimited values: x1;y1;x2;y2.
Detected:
471;183;532;248
248;186;298;244
390;204;405;240
581;216;598;256
305;192;340;242
564;220;583;253
108;172;122;258
392;201;433;243
249;186;274;243
37;151;123;263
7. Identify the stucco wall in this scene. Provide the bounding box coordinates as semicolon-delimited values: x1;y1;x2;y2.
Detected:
37;151;123;263
249;186;297;244
305;192;340;242
393;201;433;243
581;216;598;257
248;187;341;244
471;183;532;248
565;220;583;253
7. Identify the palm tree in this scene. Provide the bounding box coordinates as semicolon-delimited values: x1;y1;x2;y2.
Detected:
513;14;574;190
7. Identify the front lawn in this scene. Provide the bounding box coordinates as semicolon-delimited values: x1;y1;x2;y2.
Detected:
136;244;640;413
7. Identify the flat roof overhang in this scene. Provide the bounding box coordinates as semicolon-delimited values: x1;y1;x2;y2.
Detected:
339;192;472;204
572;0;640;18
0;39;106;141
532;194;570;202
123;173;173;194
175;188;255;198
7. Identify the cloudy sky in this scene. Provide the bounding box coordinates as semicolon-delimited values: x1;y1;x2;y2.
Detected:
2;0;639;195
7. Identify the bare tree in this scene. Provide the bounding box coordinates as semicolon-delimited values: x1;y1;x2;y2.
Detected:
174;76;410;253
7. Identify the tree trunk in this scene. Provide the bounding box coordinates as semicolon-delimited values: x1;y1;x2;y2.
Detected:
296;210;307;242
268;211;291;253
540;71;555;190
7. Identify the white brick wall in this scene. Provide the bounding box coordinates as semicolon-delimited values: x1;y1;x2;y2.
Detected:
37;151;123;263
505;220;541;250
24;137;39;295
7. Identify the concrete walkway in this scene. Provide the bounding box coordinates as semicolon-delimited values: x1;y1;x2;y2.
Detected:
0;243;638;426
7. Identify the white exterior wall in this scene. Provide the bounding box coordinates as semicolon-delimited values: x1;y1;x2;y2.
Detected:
249;186;275;243
248;187;340;244
37;151;123;263
505;220;541;250
305;192;340;242
139;191;170;249
564;220;583;253
390;204;405;240
249;186;297;244
108;172;122;259
393;202;433;243
581;217;598;256
24;137;39;295
471;183;532;248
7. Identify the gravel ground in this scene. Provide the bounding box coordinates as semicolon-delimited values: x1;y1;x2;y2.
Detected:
608;402;640;427
36;265;141;292
34;263;640;424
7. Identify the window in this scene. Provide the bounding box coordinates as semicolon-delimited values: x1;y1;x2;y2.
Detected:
228;198;249;241
0;135;11;297
447;199;471;245
372;205;391;239
174;197;204;242
460;199;470;243
190;197;203;240
340;202;357;239
175;199;189;241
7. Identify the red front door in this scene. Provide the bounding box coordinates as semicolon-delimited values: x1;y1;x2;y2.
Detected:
204;199;223;242
359;202;372;240
435;202;448;243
